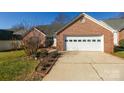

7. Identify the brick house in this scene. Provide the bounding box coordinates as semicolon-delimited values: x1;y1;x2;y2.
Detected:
56;13;118;53
22;28;53;48
22;13;124;53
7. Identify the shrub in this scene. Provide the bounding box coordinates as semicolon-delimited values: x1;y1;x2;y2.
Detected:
36;49;48;58
114;46;124;52
41;67;47;71
119;39;124;48
43;64;51;68
49;51;59;58
23;36;42;56
45;37;54;47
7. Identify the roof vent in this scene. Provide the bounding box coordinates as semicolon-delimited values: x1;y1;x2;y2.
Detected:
80;18;85;23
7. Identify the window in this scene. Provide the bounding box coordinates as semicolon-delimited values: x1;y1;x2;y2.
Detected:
97;39;101;42
69;40;72;42
65;40;68;42
83;40;86;42
92;39;96;42
78;40;81;42
74;40;77;42
87;39;91;42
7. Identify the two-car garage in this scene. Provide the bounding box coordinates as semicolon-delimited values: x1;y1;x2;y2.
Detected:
56;13;114;53
64;36;104;51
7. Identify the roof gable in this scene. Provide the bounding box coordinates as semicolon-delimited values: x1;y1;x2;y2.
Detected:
56;13;116;35
22;27;46;39
35;24;64;37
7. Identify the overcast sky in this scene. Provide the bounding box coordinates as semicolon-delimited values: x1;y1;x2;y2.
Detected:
0;12;121;29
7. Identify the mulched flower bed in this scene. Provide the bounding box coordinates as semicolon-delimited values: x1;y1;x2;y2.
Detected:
31;51;60;80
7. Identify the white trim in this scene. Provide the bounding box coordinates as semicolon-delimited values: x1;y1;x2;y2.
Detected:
83;13;117;33
53;37;56;47
34;28;46;36
102;35;104;52
113;32;119;46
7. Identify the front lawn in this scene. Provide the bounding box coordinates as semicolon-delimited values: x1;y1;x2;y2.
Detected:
113;51;124;58
0;50;38;81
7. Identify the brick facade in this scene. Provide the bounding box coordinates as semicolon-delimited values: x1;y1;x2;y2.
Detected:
22;28;46;47
119;30;124;41
57;16;114;53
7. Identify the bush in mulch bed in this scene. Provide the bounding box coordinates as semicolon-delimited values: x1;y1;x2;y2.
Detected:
36;49;48;58
49;51;60;58
114;46;124;52
36;62;52;72
35;50;61;77
41;67;47;71
48;59;54;62
43;64;51;68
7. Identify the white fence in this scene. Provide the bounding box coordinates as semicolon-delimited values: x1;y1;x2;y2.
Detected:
0;40;22;51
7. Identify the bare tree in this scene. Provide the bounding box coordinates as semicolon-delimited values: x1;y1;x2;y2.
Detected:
23;36;41;56
46;13;71;35
52;13;71;25
10;20;37;35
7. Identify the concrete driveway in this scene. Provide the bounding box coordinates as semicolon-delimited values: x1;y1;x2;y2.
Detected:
43;52;124;81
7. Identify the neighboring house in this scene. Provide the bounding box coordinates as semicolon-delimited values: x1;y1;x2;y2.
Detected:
36;24;65;47
22;28;53;47
56;13;118;53
0;29;22;51
103;18;124;42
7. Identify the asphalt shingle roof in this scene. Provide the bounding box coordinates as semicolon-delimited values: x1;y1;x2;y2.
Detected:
103;18;124;31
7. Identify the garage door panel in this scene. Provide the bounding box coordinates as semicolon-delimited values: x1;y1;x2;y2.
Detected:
65;36;104;51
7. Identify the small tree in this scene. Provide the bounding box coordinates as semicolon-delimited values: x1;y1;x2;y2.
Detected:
119;39;124;48
23;36;41;56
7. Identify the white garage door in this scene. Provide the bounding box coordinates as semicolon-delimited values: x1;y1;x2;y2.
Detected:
65;36;104;51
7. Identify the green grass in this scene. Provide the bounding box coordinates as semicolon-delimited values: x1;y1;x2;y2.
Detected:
0;50;38;81
113;51;124;58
